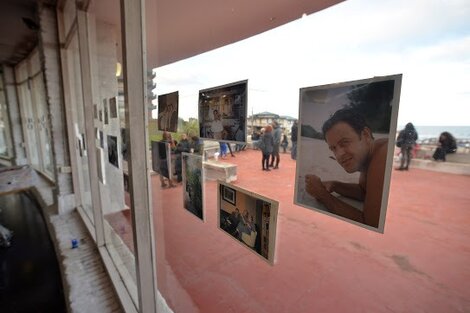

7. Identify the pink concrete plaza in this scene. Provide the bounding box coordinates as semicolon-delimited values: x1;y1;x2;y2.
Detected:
112;149;470;313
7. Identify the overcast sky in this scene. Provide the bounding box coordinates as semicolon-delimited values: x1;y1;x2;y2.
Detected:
153;0;470;127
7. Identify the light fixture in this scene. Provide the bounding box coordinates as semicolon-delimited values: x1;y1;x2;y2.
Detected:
116;62;122;77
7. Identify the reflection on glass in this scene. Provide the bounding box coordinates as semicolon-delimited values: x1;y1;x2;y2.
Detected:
89;2;138;306
0;75;12;158
66;33;93;223
150;1;470;312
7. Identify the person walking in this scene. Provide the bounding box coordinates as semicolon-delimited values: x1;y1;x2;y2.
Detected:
291;120;298;160
270;121;282;169
396;122;418;170
281;133;289;153
260;126;274;171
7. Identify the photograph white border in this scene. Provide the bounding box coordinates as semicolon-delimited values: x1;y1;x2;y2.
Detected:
294;74;402;233
181;152;205;221
217;181;279;265
198;80;248;144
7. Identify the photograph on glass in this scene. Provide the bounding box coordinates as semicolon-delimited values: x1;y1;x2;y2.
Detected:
198;80;247;143
157;91;179;133
151;141;173;180
107;135;119;168
104;99;109;125
218;182;279;264
182;153;204;220
109;97;118;118
294;75;402;232
96;147;105;184
121;128;129;161
99;130;104;148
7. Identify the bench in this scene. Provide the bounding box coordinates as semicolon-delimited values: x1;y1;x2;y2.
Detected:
203;160;237;183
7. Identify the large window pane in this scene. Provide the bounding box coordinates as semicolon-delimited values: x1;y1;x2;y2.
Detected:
88;1;138;305
150;1;470;312
0;72;13;158
65;32;94;223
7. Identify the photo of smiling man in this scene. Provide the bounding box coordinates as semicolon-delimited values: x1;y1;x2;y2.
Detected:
295;75;402;232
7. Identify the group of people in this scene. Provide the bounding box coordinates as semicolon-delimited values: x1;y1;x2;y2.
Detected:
222;208;257;245
396;123;458;171
158;131;203;188
257;121;283;171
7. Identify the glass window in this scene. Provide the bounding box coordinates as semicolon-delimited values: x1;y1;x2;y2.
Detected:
0;72;13;158
65;32;94;223
12;50;55;179
88;1;138;305
149;1;470;312
15;62;41;169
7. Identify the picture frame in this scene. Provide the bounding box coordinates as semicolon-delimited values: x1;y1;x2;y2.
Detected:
294;74;402;233
198;80;248;143
222;185;236;205
121;128;129;161
182;152;204;221
96;147;105;184
157;91;179;133
103;99;109;125
109;97;118;118
151;141;173;179
107;135;119;168
99;130;104;148
218;181;279;264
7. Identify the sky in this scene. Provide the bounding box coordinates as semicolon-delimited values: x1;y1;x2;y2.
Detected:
153;0;470;127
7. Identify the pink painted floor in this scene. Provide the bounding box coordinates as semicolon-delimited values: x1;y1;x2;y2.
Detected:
112;149;470;312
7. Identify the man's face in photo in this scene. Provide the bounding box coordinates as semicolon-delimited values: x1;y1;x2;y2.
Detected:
325;122;372;173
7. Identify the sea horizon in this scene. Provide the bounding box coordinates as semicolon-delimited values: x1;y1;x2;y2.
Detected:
396;125;470;140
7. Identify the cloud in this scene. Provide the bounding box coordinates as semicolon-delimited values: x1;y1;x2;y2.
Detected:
154;0;470;126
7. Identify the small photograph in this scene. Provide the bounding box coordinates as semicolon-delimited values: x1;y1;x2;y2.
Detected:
218;182;279;264
109;97;118;118
182;153;204;220
198;80;247;143
107;135;119;168
96;147;105;184
157;91;179;133
123;172;129;193
121;128;129;161
151;141;172;179
294;75;402;232
104;99;109;125
99;130;104;148
81;133;86;151
78;138;83;157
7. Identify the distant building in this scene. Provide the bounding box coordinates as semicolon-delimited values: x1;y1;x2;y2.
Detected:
247;111;297;135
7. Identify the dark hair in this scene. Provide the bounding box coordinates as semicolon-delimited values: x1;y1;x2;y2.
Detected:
404;122;416;132
322;108;372;139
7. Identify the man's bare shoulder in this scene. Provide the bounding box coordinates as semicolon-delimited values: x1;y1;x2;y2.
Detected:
368;138;389;174
373;138;389;158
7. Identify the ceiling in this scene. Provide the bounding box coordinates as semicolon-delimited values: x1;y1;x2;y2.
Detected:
1;0;343;68
143;0;344;68
0;0;39;66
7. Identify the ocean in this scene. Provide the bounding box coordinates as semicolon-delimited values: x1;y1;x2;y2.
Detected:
397;126;470;140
